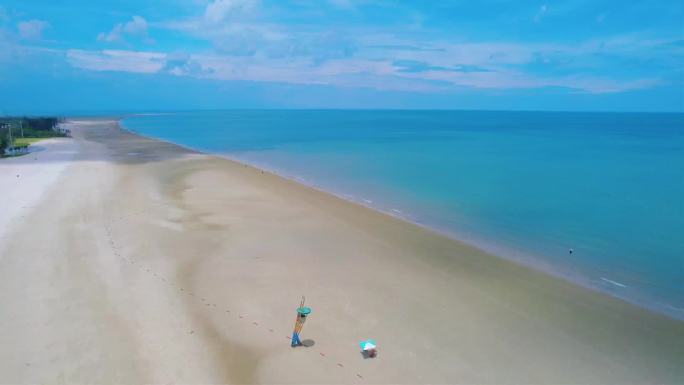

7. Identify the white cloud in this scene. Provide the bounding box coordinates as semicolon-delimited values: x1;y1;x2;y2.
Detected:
71;2;678;96
396;64;658;94
66;49;164;73
66;48;213;77
98;16;152;43
124;15;148;36
534;4;548;23
17;19;49;40
205;0;259;24
61;43;661;95
161;52;212;76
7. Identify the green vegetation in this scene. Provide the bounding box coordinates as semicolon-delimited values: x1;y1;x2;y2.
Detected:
1;117;65;156
0;129;9;153
13;137;47;146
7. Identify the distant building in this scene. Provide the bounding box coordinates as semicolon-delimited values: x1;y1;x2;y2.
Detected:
54;124;71;137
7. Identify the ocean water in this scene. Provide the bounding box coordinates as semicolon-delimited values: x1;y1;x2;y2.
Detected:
122;110;684;319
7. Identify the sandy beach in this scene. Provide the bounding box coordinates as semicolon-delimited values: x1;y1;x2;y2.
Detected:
0;119;682;384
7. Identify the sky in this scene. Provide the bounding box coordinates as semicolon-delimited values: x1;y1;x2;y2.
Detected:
0;0;682;113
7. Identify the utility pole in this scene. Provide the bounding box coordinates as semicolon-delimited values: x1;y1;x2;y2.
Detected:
8;122;13;147
20;120;23;138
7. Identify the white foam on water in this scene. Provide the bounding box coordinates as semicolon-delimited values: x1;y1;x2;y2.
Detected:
600;277;627;288
119;116;684;321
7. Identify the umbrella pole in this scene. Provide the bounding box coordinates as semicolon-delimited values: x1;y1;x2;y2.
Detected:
291;315;302;347
291;296;306;347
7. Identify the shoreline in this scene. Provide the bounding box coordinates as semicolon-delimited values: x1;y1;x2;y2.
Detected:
119;117;684;321
1;118;681;383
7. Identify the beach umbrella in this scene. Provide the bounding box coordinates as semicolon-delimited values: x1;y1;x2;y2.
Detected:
297;306;312;316
359;339;377;351
291;297;312;347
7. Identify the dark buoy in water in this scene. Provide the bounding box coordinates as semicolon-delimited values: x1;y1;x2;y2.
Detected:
569;248;574;254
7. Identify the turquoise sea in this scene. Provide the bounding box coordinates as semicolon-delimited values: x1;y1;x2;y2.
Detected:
122;110;684;319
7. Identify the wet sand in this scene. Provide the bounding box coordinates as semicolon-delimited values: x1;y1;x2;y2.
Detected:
0;119;682;384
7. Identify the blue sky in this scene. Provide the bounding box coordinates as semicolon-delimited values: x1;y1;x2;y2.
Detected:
0;0;682;113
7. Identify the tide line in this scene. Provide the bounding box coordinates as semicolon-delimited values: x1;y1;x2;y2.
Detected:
600;277;627;288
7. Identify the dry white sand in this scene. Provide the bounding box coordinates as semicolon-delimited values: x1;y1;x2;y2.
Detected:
0;137;78;239
0;119;682;384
